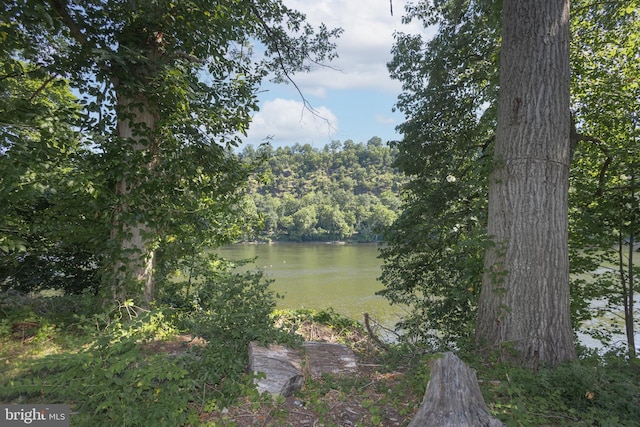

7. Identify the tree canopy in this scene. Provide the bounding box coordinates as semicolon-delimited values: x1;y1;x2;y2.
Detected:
239;137;405;242
379;0;498;345
568;0;640;357
380;0;640;357
1;0;341;304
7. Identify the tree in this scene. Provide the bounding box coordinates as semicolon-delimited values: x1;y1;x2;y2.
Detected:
381;0;637;361
366;203;396;241
317;204;351;240
379;0;499;344
475;0;576;367
0;58;105;294
569;0;640;357
2;0;340;305
239;138;405;242
290;205;317;241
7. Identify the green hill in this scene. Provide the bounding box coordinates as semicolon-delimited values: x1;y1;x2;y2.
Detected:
240;137;406;242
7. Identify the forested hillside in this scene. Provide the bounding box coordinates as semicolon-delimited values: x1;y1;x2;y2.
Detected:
239;137;406;242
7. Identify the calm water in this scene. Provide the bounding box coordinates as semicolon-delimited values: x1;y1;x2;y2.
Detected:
217;243;405;328
217;243;638;352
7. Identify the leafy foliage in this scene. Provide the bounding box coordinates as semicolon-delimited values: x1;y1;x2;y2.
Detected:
239;137;406;242
380;0;640;355
0;59;105;294
379;0;499;346
1;0;341;303
1;309;193;426
476;351;640;426
569;0;640;356
182;267;281;345
1;261;290;425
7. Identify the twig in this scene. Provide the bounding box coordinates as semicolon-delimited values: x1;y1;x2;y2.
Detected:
28;74;58;102
363;313;390;350
248;3;339;136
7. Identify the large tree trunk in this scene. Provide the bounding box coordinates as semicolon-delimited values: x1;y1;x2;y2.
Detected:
476;0;576;368
110;91;158;307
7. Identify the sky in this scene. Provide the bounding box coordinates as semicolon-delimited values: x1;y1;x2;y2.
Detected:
241;0;432;149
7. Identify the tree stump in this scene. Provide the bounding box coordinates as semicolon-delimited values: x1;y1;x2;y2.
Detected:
408;352;504;427
302;341;357;378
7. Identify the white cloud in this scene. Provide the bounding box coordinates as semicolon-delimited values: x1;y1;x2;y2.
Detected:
282;0;427;94
242;1;431;147
244;98;339;146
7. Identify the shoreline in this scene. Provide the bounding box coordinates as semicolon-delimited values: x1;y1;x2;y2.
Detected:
237;240;382;246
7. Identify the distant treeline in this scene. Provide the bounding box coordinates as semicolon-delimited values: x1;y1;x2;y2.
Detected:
239;137;406;242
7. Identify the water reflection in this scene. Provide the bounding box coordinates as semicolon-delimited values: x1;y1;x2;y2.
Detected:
218;243;405;328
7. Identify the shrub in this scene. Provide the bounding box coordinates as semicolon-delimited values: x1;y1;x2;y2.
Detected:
1;311;195;426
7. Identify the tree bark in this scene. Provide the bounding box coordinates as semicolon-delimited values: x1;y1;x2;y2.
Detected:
110;91;158;307
47;1;160;307
476;0;576;368
408;352;504;427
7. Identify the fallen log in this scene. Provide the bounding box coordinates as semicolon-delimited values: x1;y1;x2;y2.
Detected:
408;352;504;427
248;341;357;397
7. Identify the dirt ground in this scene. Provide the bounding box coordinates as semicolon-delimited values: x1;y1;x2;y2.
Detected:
201;368;417;427
143;322;421;426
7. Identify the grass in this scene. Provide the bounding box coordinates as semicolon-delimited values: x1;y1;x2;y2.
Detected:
1;294;639;426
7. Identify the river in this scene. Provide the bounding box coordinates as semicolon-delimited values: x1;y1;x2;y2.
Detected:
218;243;404;328
218;243;638;353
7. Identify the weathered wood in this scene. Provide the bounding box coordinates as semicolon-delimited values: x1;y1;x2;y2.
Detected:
408;352;504;427
303;341;357;378
248;341;358;397
248;342;304;397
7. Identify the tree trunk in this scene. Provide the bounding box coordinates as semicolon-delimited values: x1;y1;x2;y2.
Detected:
476;0;576;368
408;352;504;427
625;234;636;359
110;91;158;307
621;186;636;359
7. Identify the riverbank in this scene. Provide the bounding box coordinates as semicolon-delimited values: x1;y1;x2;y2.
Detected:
2;299;638;426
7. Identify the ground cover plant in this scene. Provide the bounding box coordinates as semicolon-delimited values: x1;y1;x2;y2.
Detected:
2;291;639;426
0;268;295;426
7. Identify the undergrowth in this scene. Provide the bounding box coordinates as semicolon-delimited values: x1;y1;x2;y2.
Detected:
466;347;640;426
0;267;295;426
2;288;639;426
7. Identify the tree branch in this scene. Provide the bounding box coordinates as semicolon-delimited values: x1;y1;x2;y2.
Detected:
48;0;88;46
173;51;206;65
28;74;58;102
0;70;25;82
364;312;390;350
248;4;338;136
572;126;615;199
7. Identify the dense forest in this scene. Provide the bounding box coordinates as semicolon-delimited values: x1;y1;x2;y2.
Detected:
238;137;406;242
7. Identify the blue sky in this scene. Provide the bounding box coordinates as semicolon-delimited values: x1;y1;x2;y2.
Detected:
242;0;431;149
